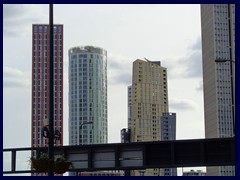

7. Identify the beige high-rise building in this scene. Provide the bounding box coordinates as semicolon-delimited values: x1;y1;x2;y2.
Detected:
128;59;176;176
201;4;235;176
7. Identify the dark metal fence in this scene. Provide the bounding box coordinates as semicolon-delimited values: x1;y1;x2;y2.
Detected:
3;137;235;175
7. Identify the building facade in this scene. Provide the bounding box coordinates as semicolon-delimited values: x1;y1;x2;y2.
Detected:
128;86;132;128
31;24;64;174
201;4;235;176
161;113;177;176
78;171;124;176
161;113;176;141
68;46;107;146
128;59;176;176
183;170;206;176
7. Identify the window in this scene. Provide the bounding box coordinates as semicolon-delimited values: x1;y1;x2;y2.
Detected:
58;26;62;33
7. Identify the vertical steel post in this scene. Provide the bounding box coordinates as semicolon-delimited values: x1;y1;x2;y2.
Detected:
11;150;16;172
48;4;54;176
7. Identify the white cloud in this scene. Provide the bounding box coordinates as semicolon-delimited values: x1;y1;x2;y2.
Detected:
3;66;23;77
188;36;202;51
196;80;203;92
3;4;48;37
163;37;202;79
108;53;133;85
169;98;198;111
3;66;31;89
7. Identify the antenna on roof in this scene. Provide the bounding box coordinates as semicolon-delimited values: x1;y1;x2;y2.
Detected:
144;57;151;62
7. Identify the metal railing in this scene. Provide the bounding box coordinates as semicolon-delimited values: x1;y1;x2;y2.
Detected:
3;137;235;175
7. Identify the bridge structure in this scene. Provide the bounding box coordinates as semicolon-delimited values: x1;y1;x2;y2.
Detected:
3;137;235;175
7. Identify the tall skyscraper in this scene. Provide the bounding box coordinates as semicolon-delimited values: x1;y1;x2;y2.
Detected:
68;46;107;146
201;4;235;176
128;59;176;176
31;24;64;172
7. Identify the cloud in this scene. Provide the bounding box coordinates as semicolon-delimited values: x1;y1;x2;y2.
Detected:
3;80;29;88
164;37;202;79
3;66;31;89
108;60;124;70
108;39;202;85
110;72;132;85
179;50;202;78
188;36;202;51
108;54;132;85
3;4;48;37
169;98;198;111
196;80;203;92
3;66;23;76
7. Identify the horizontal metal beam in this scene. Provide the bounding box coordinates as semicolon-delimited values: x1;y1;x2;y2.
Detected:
3;170;34;174
3;137;235;174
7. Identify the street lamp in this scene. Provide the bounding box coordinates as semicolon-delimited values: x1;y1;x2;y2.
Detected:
76;121;93;176
215;59;235;63
79;121;93;145
215;58;235;136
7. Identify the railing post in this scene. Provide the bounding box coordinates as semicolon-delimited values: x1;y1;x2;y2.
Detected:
11;150;16;172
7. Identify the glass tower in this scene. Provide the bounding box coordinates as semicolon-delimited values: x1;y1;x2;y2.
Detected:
68;46;107;146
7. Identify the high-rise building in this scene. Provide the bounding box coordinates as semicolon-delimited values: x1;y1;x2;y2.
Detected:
31;24;64;174
161;113;176;141
161;113;177;176
68;46;107;146
201;4;235;176
128;59;176;176
128;86;132;128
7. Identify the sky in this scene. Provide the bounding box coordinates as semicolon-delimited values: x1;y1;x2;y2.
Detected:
3;4;205;175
